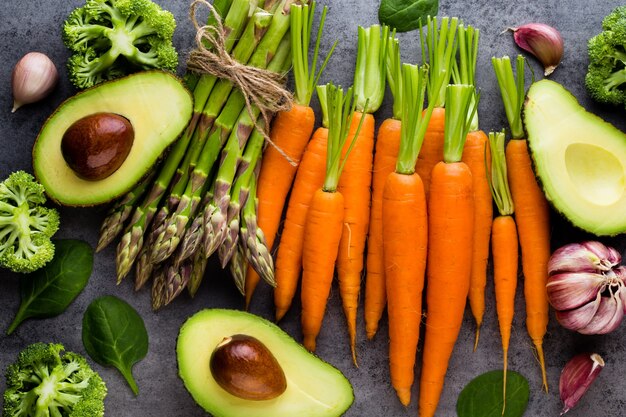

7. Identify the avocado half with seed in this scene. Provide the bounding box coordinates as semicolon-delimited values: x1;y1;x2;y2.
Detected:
32;71;193;206
177;309;354;417
524;79;626;236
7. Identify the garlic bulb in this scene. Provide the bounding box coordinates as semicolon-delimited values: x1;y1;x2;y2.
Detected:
547;241;626;334
559;353;605;415
509;23;564;76
12;52;59;112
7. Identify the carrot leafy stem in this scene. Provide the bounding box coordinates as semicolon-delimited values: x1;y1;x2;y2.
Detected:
492;55;526;139
354;24;389;113
420;16;459;108
452;23;480;131
291;2;338;106
488;130;514;216
443;84;477;163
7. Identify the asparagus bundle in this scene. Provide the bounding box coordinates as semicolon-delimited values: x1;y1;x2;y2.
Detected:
97;0;299;308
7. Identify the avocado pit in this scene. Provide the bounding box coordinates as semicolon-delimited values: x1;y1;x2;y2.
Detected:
61;112;134;181
210;334;287;401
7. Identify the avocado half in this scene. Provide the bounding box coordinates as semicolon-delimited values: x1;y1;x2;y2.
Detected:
32;71;193;206
177;309;354;417
524;79;626;236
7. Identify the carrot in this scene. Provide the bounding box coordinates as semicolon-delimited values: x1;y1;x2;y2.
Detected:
415;17;459;199
383;64;432;406
493;55;551;391
419;84;477;417
301;83;365;352
453;24;493;350
274;87;330;321
336;24;389;365
488;130;518;414
245;3;337;308
364;36;402;339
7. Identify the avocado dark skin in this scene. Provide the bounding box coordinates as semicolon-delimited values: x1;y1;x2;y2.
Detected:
61;112;134;181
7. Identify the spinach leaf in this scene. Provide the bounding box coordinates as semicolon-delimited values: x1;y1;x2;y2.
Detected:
457;370;530;417
82;295;149;395
7;239;93;335
378;0;439;32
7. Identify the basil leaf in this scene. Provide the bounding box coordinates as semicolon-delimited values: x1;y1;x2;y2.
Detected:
457;370;530;417
7;239;93;335
82;295;149;396
378;0;439;32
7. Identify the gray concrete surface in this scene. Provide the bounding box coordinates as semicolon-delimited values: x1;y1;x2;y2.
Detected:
1;0;626;416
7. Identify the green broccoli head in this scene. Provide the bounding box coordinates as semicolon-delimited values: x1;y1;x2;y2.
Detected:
586;6;626;107
0;171;60;273
63;0;178;89
3;343;107;417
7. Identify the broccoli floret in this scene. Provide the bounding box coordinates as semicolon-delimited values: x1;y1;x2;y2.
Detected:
63;0;179;89
0;171;60;273
3;343;107;417
585;6;626;107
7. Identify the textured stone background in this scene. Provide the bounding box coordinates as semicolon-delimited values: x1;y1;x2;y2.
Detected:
1;1;626;416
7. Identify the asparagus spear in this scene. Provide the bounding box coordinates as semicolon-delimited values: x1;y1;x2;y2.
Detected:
149;19;294;265
240;174;275;286
218;120;268;267
229;241;248;296
115;4;275;281
187;245;209;298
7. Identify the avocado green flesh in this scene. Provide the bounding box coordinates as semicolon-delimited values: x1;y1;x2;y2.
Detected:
524;79;626;236
32;71;193;206
177;309;354;417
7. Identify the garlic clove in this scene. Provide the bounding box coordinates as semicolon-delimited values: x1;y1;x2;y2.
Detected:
547;272;606;310
11;52;58;112
577;292;624;335
555;293;601;331
559;353;604;415
548;241;618;274
510;23;563;76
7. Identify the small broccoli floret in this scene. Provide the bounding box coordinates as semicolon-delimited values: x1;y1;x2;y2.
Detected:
0;171;60;273
3;343;107;417
586;6;626;107
63;0;179;89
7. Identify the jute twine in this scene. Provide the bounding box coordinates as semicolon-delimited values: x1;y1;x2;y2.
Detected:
187;0;295;164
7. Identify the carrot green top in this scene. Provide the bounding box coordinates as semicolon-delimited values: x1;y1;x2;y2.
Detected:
488;130;514;216
452;23;480;132
386;36;403;120
420;16;459;108
321;83;366;191
353;24;389;113
315;84;329;129
492;55;526;139
395;64;432;175
443;84;477;163
291;2;337;106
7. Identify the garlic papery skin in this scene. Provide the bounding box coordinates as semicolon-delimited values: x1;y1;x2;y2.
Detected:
510;23;563;76
559;353;605;415
11;52;58;113
549;241;621;274
546;272;606;310
548;241;626;334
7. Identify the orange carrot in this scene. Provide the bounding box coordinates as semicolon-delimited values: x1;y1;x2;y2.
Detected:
488;130;518;414
453;24;492;350
274;124;328;321
415;16;459;199
364;36;403;339
245;3;336;307
382;64;431;406
419;84;476;417
493;55;550;391
336;24;388;365
301;83;365;352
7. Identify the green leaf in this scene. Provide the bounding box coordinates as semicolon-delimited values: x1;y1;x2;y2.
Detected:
378;0;439;33
457;370;530;417
7;239;93;335
82;295;149;396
